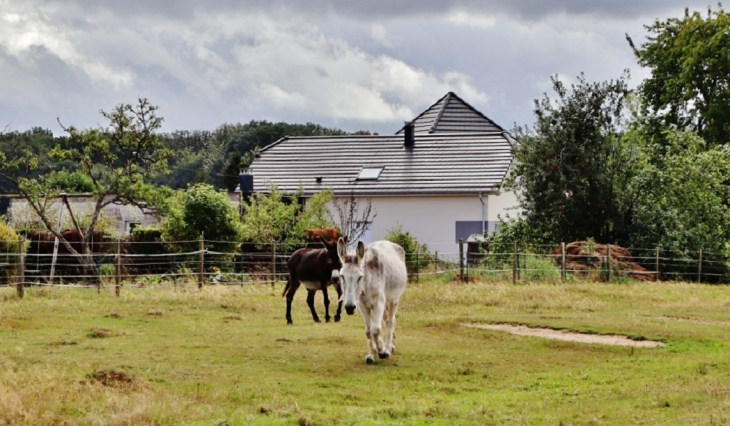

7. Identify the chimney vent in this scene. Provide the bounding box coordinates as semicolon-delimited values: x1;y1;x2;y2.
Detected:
404;122;415;149
239;173;254;200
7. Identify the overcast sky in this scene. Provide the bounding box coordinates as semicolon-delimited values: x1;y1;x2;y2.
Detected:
0;1;716;135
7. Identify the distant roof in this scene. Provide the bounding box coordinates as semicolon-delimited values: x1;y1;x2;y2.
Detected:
396;92;504;135
249;132;513;196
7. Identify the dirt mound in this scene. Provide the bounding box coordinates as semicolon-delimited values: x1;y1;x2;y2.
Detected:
551;241;656;281
88;369;134;387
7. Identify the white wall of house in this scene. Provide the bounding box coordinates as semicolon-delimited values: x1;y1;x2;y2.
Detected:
327;191;521;259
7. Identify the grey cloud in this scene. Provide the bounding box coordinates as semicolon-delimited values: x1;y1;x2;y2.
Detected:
34;0;716;22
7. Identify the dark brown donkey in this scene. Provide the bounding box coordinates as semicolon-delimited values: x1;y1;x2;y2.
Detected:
283;239;343;324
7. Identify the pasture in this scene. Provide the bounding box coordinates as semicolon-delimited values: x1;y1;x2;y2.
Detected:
1;279;729;425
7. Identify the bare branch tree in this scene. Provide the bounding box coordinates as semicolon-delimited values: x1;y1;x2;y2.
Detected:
328;192;377;244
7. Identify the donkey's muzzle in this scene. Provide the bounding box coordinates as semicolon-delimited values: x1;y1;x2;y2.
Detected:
345;304;356;315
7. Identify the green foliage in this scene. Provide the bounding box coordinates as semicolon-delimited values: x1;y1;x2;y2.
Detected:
0;98;173;270
628;5;730;145
522;255;561;282
508;72;634;244
162;184;243;252
384;223;432;275
240;186;333;249
625;129;730;258
44;171;95;193
484;216;543;255
0;219;23;283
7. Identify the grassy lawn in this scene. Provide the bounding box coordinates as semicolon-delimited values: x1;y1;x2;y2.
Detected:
1;279;729;425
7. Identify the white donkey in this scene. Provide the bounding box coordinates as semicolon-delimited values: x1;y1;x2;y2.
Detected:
337;238;408;364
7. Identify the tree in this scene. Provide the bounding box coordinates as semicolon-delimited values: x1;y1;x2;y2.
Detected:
161;183;243;253
328;193;377;244
507;73;635;244
624;128;730;257
0;98;172;280
627;5;730;145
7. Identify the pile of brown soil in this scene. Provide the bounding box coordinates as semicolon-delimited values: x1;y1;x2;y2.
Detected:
551;241;656;281
88;369;134;387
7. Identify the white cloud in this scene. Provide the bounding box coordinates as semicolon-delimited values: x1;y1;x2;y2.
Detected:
447;10;496;29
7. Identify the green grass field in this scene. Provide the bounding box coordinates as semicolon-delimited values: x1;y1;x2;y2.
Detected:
1;279;729;425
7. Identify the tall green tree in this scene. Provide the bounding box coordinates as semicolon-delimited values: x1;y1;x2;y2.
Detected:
625;128;730;257
0;98;172;277
627;5;730;145
507;73;634;244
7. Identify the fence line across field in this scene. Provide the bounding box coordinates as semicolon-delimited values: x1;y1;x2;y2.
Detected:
1;238;728;298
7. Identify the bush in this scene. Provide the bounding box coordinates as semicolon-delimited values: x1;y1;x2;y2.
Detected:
384;224;432;276
162;184;243;253
0;219;24;285
240;186;333;250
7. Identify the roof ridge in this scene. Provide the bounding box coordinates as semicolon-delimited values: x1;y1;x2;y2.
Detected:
395;92;451;134
429;92;453;133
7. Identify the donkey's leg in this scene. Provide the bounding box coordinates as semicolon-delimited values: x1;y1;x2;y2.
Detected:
371;294;389;359
306;289;321;322
333;282;343;322
284;278;301;325
384;300;400;355
322;283;331;323
359;305;378;364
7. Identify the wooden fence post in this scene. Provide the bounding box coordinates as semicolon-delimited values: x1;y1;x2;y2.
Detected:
198;234;204;290
115;239;121;297
606;244;612;282
459;239;465;282
434;251;439;274
698;249;703;284
561;242;566;282
512;241;517;285
271;242;276;289
17;239;25;299
415;244;419;283
655;247;660;280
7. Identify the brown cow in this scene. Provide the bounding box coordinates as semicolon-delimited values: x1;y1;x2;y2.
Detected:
282;239;343;324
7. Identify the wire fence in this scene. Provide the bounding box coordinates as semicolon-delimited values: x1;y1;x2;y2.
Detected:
1;238;728;298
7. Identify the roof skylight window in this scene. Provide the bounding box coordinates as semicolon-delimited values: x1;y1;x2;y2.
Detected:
357;167;383;180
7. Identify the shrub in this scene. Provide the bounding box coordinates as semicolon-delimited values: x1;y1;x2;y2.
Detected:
240;186;333;250
0;219;24;285
384;224;432;276
162;184;243;253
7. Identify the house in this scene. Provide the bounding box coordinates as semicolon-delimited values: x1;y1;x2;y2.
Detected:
6;193;158;236
246;92;522;256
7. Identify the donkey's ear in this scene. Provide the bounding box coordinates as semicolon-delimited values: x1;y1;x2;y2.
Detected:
318;236;329;248
336;237;348;261
356;241;366;261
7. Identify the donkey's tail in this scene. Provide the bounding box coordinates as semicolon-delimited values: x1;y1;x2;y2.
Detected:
281;279;290;297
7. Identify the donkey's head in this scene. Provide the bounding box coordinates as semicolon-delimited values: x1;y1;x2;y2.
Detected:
337;237;366;315
321;237;343;284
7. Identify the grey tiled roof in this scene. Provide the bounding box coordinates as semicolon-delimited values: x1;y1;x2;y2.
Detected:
248;92;514;197
396;92;504;134
249;132;513;196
